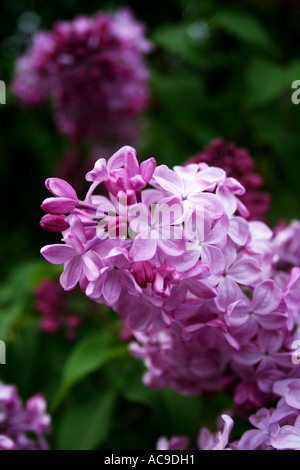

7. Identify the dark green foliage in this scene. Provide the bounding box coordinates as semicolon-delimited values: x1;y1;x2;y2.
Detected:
0;0;299;449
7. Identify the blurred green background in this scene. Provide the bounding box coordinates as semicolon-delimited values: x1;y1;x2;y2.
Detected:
0;0;300;449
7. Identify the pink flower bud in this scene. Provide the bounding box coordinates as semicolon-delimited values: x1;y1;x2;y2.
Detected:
40;214;69;232
132;261;154;288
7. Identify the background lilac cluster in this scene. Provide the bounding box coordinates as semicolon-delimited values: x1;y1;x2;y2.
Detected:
11;9;151;144
0;382;50;450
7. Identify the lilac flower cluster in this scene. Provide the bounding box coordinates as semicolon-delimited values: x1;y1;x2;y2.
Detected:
158;378;300;450
130;233;300;406
34;278;82;340
12;9;151;143
157;414;234;450
40;146;300;448
0;382;50;450
156;218;300;450
186;138;271;221
273;220;300;270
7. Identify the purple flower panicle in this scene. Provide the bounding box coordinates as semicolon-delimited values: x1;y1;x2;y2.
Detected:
12;9;151;143
157;379;300;450
34;278;82;340
186;138;271;221
0;382;50;450
40;145;300;416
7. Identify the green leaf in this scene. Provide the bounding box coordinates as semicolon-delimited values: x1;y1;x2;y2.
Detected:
0;304;24;339
152;24;208;67
286;60;300;84
158;388;203;435
212;10;273;49
246;59;287;107
0;260;62;339
102;357;157;407
53;333;126;408
57;392;117;450
151;74;204;126
121;362;156;407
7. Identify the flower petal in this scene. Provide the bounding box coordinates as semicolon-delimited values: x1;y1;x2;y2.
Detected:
271;426;300;450
45;177;77;199
130;238;157;261
41;244;74;264
102;269;122;306
153;165;184;195
60;256;82;290
252;280;282;315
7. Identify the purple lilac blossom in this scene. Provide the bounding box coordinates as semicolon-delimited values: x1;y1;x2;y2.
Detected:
40;145;300;411
157;380;300;450
156;436;190;450
34;278;82;340
11;9;151;143
186;138;271;221
273;220;300;269
0;382;50;450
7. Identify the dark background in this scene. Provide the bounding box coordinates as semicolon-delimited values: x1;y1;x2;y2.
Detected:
0;0;300;449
